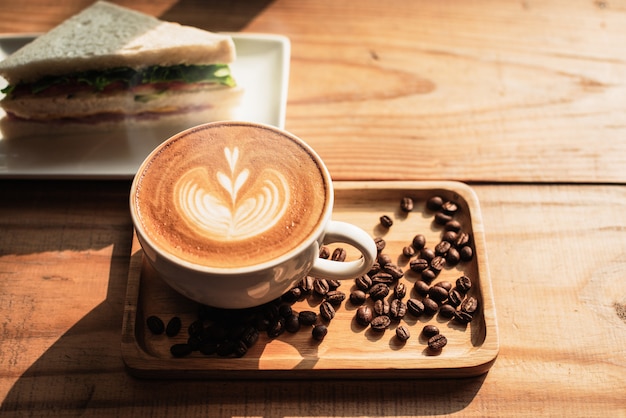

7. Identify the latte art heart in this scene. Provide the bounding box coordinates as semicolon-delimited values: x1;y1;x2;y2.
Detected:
134;122;328;268
175;147;290;241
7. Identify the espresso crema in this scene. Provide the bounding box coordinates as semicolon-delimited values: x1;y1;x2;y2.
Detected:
133;123;328;268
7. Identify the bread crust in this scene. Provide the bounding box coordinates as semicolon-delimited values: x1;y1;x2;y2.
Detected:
0;1;236;84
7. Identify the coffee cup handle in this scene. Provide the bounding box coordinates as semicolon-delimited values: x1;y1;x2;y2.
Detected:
310;220;378;280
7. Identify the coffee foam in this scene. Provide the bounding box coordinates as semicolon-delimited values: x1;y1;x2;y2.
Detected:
134;123;328;268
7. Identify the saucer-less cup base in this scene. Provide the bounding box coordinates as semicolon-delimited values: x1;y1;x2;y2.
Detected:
130;121;377;309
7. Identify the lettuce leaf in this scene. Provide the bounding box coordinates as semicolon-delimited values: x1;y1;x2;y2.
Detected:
1;64;236;95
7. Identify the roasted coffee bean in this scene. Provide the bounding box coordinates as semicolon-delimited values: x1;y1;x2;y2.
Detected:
421;247;436;262
254;316;271;332
444;219;462;232
410;258;429;273
422;324;440;338
461;296;479;315
187;319;205;338
434;211;453;225
456;275;472;293
283;286;302;303
374;299;390;316
266;297;284;319
146;315;165;335
233;340;249;358
439;304;457;318
378;253;393;266
374;237;386;252
407;298;425;316
430;256;446;273
355;274;373;291
428;285;449;304
319;246;331;259
368;262;382;276
460;246;474;261
299;275;315;294
278;302;293;318
325;290;346;306
455;232;471;248
187;335;201;351
380;215;393;228
226;324;246;341
201;324;222;344
350;289;367;305
421;268;437;283
372;271;394;285
331;247;347;262
435;280;452;291
327;279;341;290
390;299;407;319
442;230;458;243
356;305;373;326
435;240;451;256
312;324;328;341
241;326;260;347
285;314;301;333
428;334;448;351
199;341;218;356
441;201;458;216
396;325;411;342
383;263;404;280
314;278;330;296
426;195;444;211
423;298;439;315
298;310;318;326
216;340;237;357
394;282;407;299
320;301;336;321
259;304;278;321
414;280;430;296
369;283;390;300
370;315;391;331
165;316;182;337
400;196;414;212
402;245;416;258
267;318;286;338
454;310;474;324
448;289;464;307
170;343;193;358
445;247;461;266
412;234;427;250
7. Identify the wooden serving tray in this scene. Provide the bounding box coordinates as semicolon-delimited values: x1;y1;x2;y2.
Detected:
121;181;498;378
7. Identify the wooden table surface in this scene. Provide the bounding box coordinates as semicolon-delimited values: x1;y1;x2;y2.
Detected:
1;1;625;416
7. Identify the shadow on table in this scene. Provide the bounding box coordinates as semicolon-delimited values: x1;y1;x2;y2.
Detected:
159;0;275;32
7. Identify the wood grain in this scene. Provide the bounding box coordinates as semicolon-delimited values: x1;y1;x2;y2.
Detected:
1;1;626;416
248;1;626;183
1;181;625;416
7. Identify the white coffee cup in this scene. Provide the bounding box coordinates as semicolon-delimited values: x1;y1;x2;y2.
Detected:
130;121;377;309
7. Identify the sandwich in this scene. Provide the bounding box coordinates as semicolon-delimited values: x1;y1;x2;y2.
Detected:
0;1;243;137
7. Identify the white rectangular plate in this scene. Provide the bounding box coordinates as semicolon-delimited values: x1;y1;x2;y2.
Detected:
0;33;290;179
